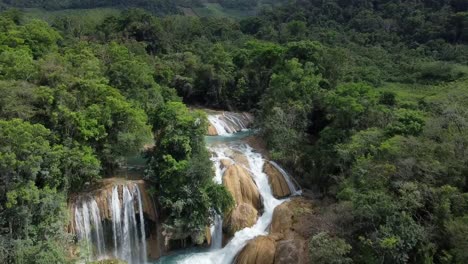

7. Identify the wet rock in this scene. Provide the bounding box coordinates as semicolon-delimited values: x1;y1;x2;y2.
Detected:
270;202;294;238
205;226;212;246
235;198;314;264
263;162;291;198
223;164;261;210
220;158;234;168
208;124;218;136
234;236;277;264
223;202;258;236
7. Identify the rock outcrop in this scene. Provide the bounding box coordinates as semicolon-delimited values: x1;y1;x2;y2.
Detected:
208;124;218;136
223;202;259;236
223;164;262;236
263;162;291;198
223;164;261;209
234;198;314;264
234;236;277;264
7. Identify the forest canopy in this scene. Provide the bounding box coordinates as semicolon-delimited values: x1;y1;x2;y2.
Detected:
0;0;467;263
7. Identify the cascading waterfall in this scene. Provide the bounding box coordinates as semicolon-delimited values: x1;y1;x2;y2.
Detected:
75;198;106;261
210;214;223;250
111;185;147;264
74;184;148;264
136;187;148;263
111;186;122;258
208;112;252;135
269;161;302;195
176;145;284;264
151;112;297;264
207;115;234;135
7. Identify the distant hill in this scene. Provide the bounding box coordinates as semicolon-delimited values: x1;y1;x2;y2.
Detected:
0;0;285;18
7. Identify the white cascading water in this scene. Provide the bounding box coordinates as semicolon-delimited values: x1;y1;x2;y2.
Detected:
74;184;148;264
111;186;122;258
74;198;106;261
177;145;284;264
210;214;223;250
208;112;251;136
112;184;147;264
208;115;233;135
269;161;302;195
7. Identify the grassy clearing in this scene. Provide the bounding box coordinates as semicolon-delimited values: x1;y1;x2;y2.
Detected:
379;79;468;107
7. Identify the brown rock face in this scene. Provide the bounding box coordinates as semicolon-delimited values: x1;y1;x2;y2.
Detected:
223;202;258;236
222;163;262;236
205;226;212;246
234;198;314;264
263;162;291;199
270;202;294;238
220;158;234;168
235;236;277;264
208;124;218;136
223;164;261;209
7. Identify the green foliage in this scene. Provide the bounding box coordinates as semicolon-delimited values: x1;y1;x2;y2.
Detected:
309;232;352;264
259;58;321;163
0;119;74;263
146;102;233;236
446;216;468;263
386;109;426;136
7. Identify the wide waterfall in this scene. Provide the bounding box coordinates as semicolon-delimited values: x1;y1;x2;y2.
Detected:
207;112;253;136
73;184;148;264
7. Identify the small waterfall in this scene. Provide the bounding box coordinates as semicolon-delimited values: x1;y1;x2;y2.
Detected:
269;161;302;195
210;214;223;250
207;112;253;135
208;115;234;135
73;183;148;264
111;185;147;264
178;145;284;264
136;187;148;263
111;186;122;258
210;146;232;184
74;198;106;261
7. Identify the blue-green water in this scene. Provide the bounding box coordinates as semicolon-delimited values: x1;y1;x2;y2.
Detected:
205;129;254;145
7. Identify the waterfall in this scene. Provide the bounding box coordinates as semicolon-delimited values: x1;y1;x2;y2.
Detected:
208;115;234;135
73;183;148;264
210;214;223;250
111;185;147;264
74;198;106;261
209;146;232;184
269;161;302;195
136;186;148;264
207;112;253;135
177;145;284;264
111;186;122;258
